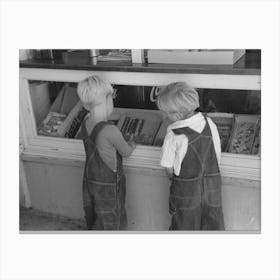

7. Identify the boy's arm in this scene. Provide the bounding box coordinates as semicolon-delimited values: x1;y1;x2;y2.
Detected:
207;118;221;165
107;125;135;157
160;132;176;170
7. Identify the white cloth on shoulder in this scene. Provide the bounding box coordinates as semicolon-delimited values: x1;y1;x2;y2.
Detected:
160;112;221;176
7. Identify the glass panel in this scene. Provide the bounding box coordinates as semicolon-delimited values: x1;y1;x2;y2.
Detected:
198;89;260;114
113;85;158;110
28;80;261;154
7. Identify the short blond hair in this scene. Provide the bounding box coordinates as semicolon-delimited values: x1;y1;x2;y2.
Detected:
156;82;199;120
77;75;113;109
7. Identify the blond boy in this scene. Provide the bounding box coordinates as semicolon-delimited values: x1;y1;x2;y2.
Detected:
157;82;224;230
77;75;135;230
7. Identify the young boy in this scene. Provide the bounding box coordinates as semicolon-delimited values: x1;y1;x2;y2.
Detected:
77;75;136;230
156;82;225;230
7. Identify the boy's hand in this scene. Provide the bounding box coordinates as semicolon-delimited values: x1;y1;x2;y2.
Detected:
128;140;136;150
127;135;136;150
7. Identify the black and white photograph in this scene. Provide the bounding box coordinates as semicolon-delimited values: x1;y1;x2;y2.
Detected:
1;1;280;280
19;49;261;232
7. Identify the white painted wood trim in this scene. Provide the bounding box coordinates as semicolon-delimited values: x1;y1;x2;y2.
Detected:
19;78;32;148
19;159;31;208
131;49;144;63
20;68;261;90
21;143;260;181
19;125;31;208
20;152;260;191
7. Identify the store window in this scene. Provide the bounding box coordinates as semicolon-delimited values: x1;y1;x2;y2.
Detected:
28;80;260;155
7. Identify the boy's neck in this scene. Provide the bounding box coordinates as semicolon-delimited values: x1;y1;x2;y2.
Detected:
87;112;108;123
183;111;195;119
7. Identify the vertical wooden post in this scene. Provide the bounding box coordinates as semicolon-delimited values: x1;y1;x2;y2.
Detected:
131;49;144;64
19;120;31;208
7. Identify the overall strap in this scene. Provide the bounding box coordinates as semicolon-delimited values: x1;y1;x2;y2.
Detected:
172;114;212;142
201;114;212;137
81;121;89;140
116;151;123;177
172;126;200;144
84;121;115;179
81;120;109;143
89;121;109;143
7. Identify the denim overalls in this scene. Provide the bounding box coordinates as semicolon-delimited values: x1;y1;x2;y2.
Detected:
169;116;225;230
81;121;127;230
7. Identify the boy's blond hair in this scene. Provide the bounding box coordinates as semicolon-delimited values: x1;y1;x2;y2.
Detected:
156;82;199;121
77;75;113;109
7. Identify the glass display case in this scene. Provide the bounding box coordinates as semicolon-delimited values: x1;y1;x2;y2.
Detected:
19;50;261;181
27;81;261;156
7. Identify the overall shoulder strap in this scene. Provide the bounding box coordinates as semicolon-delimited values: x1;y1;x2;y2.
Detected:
81;121;89;140
201;114;212;137
172;126;200;143
90;121;109;142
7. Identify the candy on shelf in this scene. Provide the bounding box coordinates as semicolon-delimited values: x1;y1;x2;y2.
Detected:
38;112;67;136
251;122;261;155
153;118;172;147
37;84;82;138
64;107;88;138
207;113;234;152
120;117;145;140
228;115;260;154
117;110;162;146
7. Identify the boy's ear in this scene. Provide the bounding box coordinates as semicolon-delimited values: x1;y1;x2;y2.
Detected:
83;103;92;111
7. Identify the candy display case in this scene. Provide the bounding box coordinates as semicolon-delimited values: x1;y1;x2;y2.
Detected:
24;81;261;157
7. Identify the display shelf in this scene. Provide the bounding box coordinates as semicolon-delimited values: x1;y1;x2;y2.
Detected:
207;113;234;152
228;114;260;155
116;108;162;145
19;61;261;181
